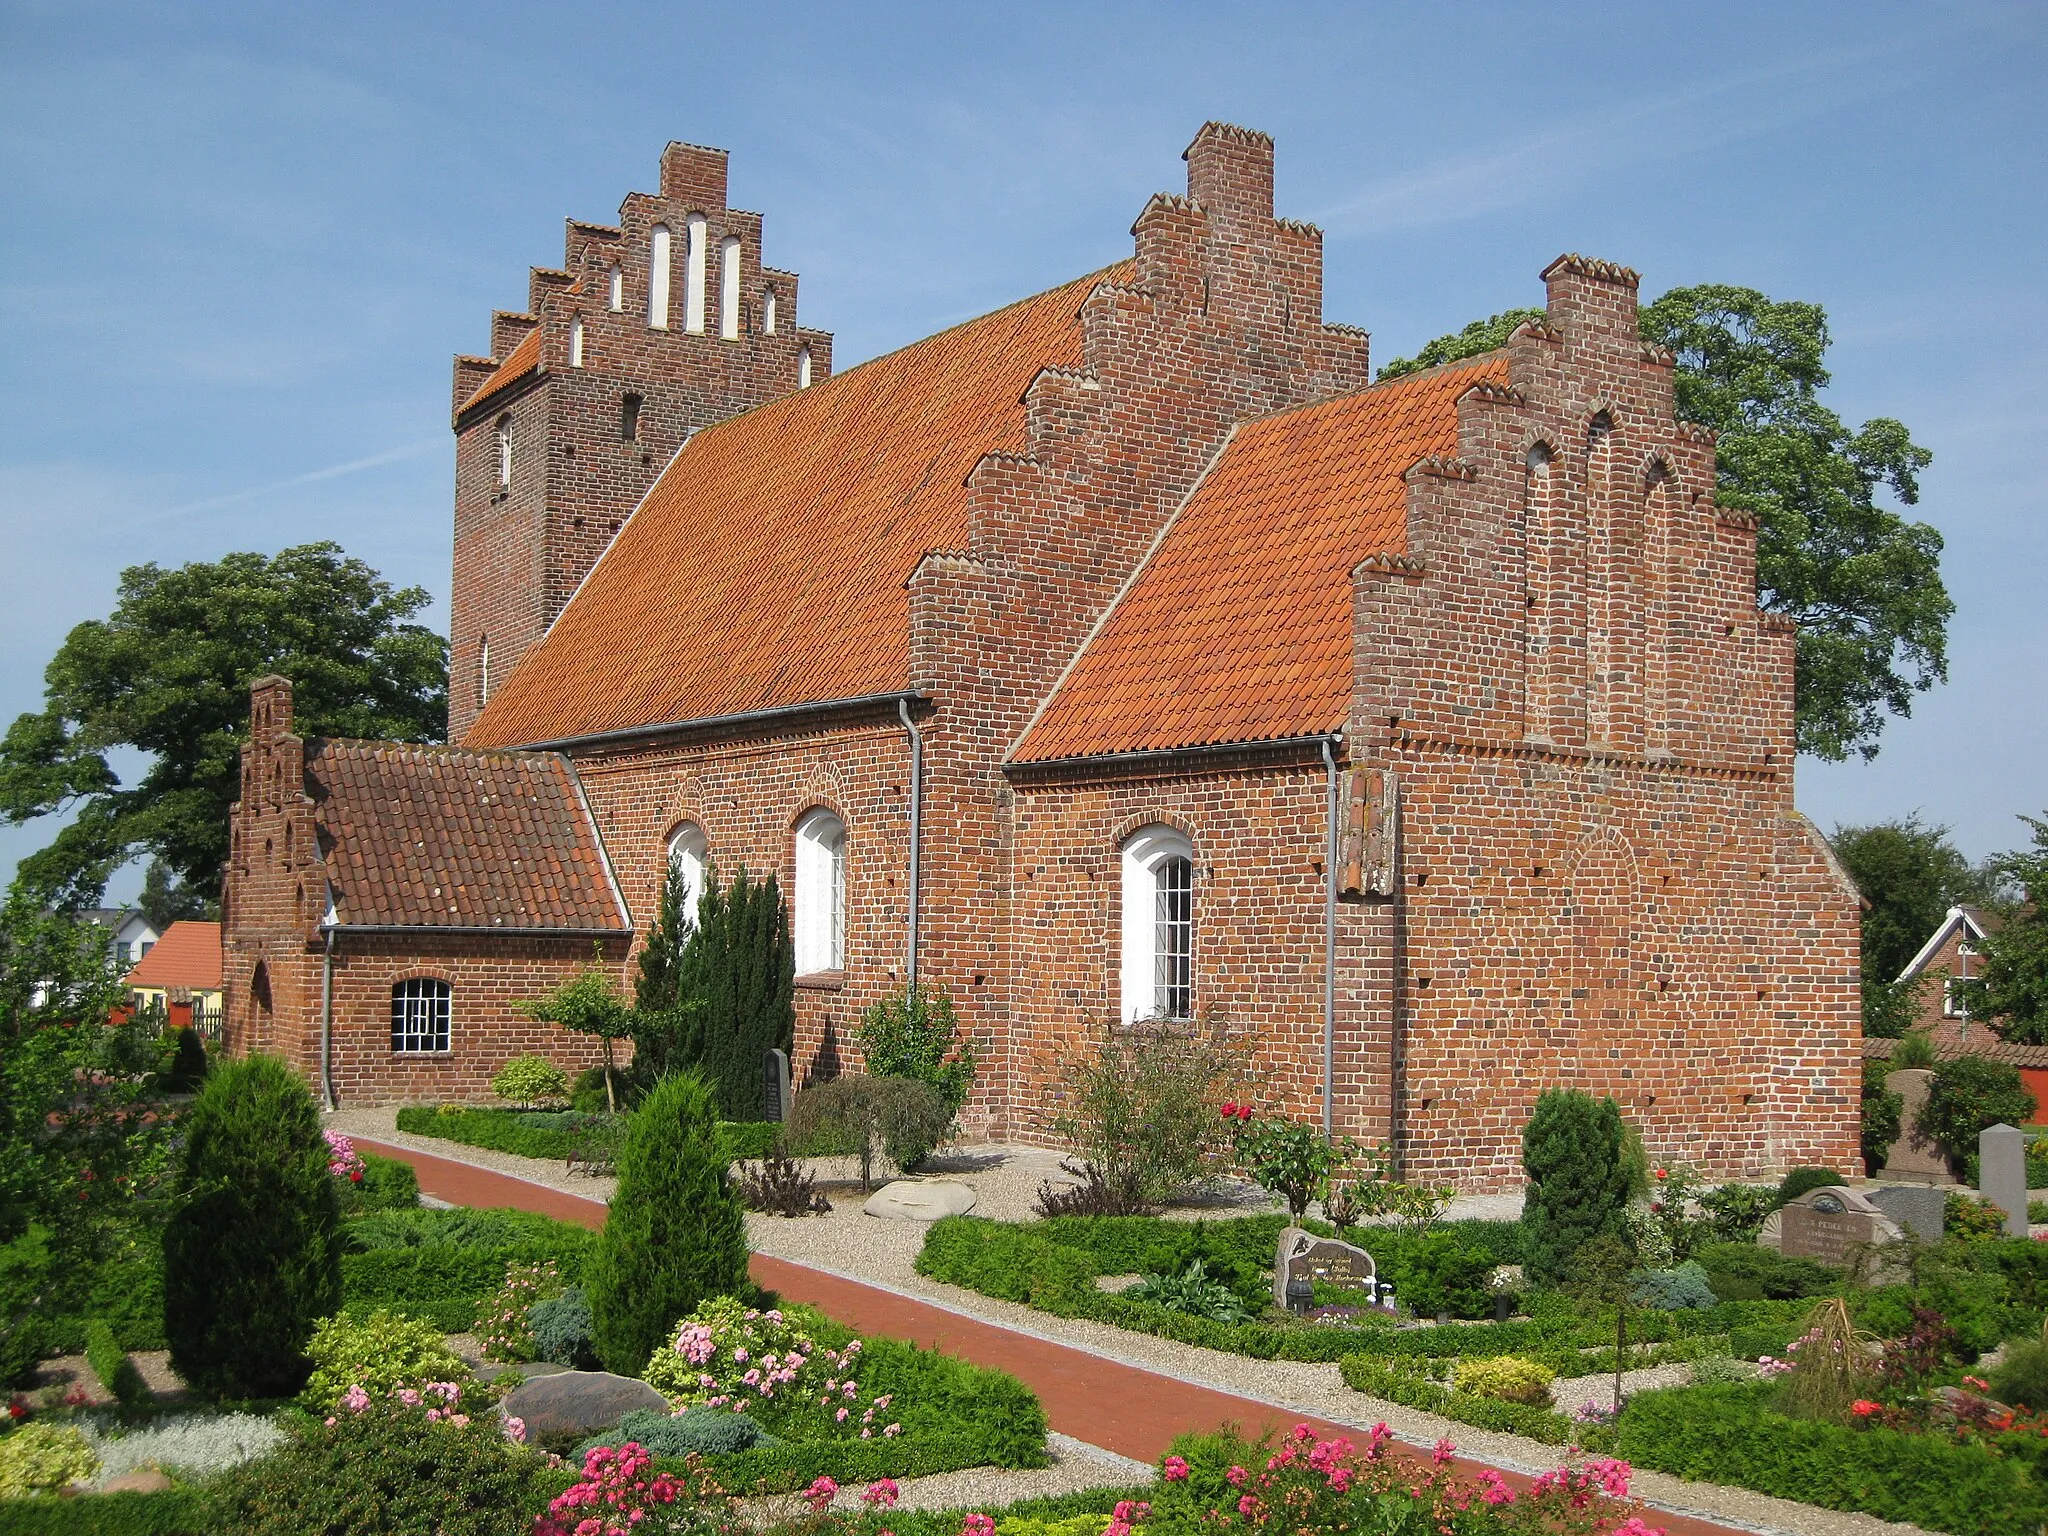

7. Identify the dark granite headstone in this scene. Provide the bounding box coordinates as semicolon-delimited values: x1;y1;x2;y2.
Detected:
1868;1184;1946;1244
764;1048;791;1123
1274;1227;1376;1312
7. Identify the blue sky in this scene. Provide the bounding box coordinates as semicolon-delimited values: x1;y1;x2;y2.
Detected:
3;1;2044;901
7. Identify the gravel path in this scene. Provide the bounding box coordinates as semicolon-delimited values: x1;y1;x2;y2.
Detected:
334;1113;1929;1536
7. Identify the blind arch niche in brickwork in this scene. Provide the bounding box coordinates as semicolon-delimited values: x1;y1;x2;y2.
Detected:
666;822;708;928
1559;824;1640;1061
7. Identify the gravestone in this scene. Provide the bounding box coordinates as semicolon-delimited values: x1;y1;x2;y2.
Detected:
1980;1122;2029;1238
1775;1186;1905;1267
1273;1226;1376;1313
1868;1183;1946;1244
1879;1069;1952;1183
500;1371;669;1440
763;1048;791;1123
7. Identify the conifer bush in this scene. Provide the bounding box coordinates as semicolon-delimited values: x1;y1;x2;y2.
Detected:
1519;1089;1633;1287
587;1071;749;1375
163;1053;342;1399
678;864;795;1120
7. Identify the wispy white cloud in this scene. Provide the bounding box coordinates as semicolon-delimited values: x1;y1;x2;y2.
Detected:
121;438;440;528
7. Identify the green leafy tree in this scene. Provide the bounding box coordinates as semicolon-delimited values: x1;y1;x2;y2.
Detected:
586;1071;748;1375
1915;1056;2037;1176
676;864;794;1121
137;857;213;929
518;953;632;1114
1520;1089;1634;1288
1383;287;1950;762
857;983;975;1114
1861;1058;1905;1173
0;543;447;908
163;1053;343;1398
1957;815;2048;1045
1831;817;1994;1035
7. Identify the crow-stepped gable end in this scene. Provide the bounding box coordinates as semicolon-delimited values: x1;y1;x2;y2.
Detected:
449;142;831;742
223;127;1861;1187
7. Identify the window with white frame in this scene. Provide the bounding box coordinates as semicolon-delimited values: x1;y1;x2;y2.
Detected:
1120;824;1194;1023
667;822;708;927
494;414;512;488
719;237;741;340
391;978;451;1053
648;224;672;329
793;809;846;974
684;214;708;334
1943;977;1969;1019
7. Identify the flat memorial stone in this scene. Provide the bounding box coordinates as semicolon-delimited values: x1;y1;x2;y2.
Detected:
862;1179;977;1220
500;1370;669;1440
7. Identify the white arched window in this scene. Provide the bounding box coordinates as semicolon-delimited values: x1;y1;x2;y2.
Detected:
478;634;491;705
568;315;584;368
684;214;708;334
607;263;623;312
666;823;708;927
793;809;846;974
719;237;741;340
797;346;812;389
1120;825;1194;1023
647;224;671;330
762;288;777;335
494;414;513;488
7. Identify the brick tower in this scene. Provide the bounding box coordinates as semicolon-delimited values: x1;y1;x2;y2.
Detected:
448;141;832;742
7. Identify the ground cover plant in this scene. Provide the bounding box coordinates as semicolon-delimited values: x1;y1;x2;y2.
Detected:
339;1204;596;1332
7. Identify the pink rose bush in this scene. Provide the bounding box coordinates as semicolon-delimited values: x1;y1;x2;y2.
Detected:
535;1442;690;1536
640;1297;903;1440
323;1129;366;1184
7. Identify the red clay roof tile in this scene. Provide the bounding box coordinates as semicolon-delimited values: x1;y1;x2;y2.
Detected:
1012;355;1509;763
122;921;222;992
460;327;544;416
464;266;1127;749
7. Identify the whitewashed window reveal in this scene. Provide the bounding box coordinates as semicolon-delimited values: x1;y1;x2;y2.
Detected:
1120;824;1194;1023
797;346;812;389
719;237;741;340
684;214;708;334
793;809;846;974
568;316;584;368
494;414;513;488
762;288;777;335
666;823;708;927
648;224;671;329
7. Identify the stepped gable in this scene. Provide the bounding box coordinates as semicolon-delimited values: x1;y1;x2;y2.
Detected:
1013;353;1508;764
460;327;543;416
307;738;626;932
465;265;1127;749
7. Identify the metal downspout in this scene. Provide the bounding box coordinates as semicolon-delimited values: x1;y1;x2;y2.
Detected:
899;699;923;990
319;922;337;1112
1321;737;1340;1140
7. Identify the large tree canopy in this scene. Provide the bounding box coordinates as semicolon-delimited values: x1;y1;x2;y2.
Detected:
1957;815;2048;1047
1380;286;1950;762
0;543;447;908
1830;816;1995;986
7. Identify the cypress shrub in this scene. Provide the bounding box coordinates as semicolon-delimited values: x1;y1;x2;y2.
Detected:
162;1026;207;1092
162;1054;342;1399
678;864;795;1120
587;1071;749;1375
630;861;702;1078
1519;1089;1632;1287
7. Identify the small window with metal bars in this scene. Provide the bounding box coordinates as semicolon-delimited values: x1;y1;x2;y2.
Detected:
391;978;451;1053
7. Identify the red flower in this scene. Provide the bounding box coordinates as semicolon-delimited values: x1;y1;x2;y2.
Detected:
1851;1400;1880;1417
350;1171;363;1183
1653;1168;1668;1181
1221;1102;1238;1120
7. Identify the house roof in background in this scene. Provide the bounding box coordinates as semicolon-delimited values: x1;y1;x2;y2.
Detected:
1897;905;2000;983
123;921;221;991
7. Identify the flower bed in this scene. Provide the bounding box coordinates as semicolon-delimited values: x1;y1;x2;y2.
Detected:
392;1105;779;1164
339;1206;597;1332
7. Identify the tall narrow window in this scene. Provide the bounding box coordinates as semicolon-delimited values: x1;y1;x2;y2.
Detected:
667;823;708;928
478;634;490;705
1120;825;1194;1023
648;225;672;329
391;978;451;1053
797;346;812;389
684;214;708;334
568;315;584;368
719;237;741;340
607;263;623;312
793;809;846;974
762;288;777;335
620;393;642;443
494;414;513;488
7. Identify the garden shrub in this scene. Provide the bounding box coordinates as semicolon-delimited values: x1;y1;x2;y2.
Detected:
1692;1241;1838;1302
1384;1230;1494;1319
785;1075;954;1189
1775;1166;1847;1206
1336;1354;1571;1443
0;1422;98;1496
1631;1261;1718;1310
475;1259;566;1363
675;862;795;1121
857;982;975;1120
575;1405;777;1461
1990;1335;2048;1409
1946;1191;2011;1240
162;1026;206;1093
0;1490;214;1535
1695;1182;1777;1243
587;1071;749;1375
80;1410;284;1485
392;1105;777;1166
162;1053;342;1400
1519;1089;1633;1286
1917;1056;2037;1177
529;1287;598;1368
491;1054;570;1107
1449;1353;1554;1404
349;1153;420;1212
1616;1380;2048;1536
641;1296;852;1410
1125;1261;1249;1324
302;1308;470;1411
1048;1019;1247;1205
1862;1058;1905;1171
209;1397;543;1536
343;1205;589;1253
84;1318;148;1408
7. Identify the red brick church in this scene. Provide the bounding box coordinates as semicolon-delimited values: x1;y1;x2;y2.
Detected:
221;125;1863;1187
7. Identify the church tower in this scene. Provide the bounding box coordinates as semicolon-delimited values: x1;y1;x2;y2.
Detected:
448;141;831;742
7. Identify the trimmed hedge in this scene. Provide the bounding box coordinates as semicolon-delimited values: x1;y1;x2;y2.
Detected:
0;1491;213;1536
338;1206;597;1331
393;1106;779;1164
1337;1354;1572;1443
1616;1381;2048;1536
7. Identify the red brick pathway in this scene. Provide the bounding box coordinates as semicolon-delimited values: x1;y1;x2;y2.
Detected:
359;1138;1745;1536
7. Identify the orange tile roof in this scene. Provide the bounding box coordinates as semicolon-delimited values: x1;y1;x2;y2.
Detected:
309;740;627;931
123;921;222;992
467;266;1126;749
461;326;543;416
1012;355;1509;764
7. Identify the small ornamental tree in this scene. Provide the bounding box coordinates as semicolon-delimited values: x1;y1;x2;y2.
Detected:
1519;1089;1634;1288
587;1071;748;1375
1916;1055;2037;1176
163;1053;342;1398
491;1054;569;1108
631;861;704;1079
857;983;975;1115
677;864;794;1120
1225;1105;1359;1221
519;951;631;1113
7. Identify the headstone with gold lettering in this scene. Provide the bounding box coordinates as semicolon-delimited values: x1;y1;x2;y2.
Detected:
1274;1227;1376;1313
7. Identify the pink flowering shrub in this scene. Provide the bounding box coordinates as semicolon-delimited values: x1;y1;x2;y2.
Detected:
535;1441;697;1536
477;1258;568;1364
640;1297;902;1440
324;1129;366;1184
